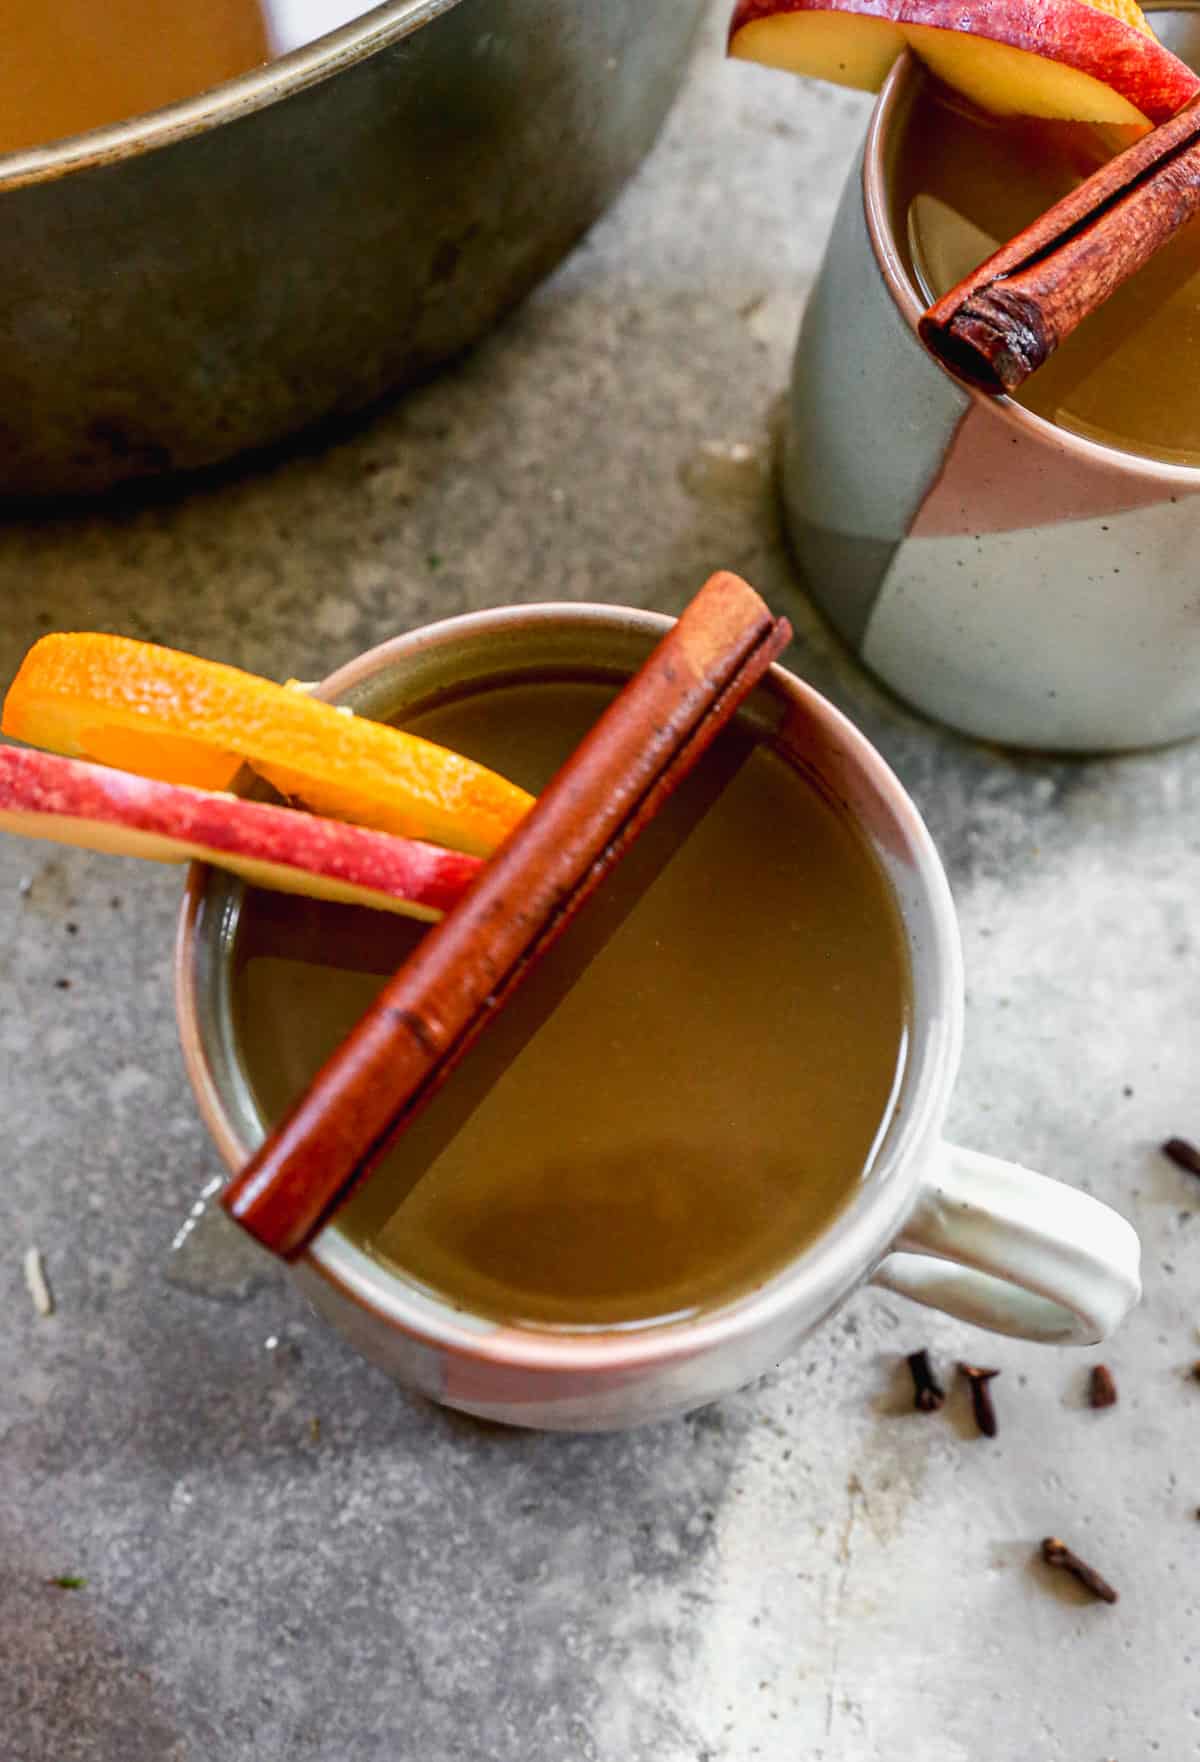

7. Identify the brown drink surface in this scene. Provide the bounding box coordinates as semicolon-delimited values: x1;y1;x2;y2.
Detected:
897;78;1200;465
0;3;375;153
232;679;910;1329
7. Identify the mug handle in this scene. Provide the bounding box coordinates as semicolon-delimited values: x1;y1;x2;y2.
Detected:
871;1142;1141;1344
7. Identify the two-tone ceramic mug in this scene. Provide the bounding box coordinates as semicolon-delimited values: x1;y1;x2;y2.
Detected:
175;604;1140;1431
781;4;1200;752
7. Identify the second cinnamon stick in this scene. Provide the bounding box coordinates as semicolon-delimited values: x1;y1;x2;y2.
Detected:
920;92;1200;393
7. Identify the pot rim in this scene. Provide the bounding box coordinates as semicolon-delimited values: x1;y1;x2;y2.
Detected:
0;0;465;192
174;601;964;1374
864;21;1200;489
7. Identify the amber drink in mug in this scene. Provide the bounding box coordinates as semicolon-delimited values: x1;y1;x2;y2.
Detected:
782;5;1200;751
177;605;1140;1430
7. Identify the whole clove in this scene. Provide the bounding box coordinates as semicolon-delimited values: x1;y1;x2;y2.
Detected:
1089;1364;1118;1409
1163;1137;1200;1178
1040;1537;1119;1604
906;1348;945;1413
958;1363;1000;1437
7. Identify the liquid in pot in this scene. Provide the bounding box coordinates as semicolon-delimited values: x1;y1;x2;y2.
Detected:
2;2;379;154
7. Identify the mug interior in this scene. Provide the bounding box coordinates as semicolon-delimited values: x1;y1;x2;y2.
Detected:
865;2;1200;489
176;604;964;1370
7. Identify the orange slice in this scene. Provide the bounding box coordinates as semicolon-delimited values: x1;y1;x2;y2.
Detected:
2;634;533;858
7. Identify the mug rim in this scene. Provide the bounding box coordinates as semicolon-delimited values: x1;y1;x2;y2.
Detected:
174;601;965;1373
863;39;1200;489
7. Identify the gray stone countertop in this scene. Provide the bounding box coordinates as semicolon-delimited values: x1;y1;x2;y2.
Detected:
4;8;1200;1759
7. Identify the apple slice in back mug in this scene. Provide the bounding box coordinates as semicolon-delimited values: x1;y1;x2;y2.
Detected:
728;0;1199;124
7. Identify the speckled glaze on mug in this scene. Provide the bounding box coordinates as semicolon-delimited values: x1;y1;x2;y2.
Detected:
782;7;1200;752
175;605;1140;1430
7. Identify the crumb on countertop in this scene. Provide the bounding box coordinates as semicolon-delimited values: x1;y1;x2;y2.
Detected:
24;1246;54;1317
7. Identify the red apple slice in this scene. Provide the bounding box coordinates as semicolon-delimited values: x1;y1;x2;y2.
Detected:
729;0;1200;125
0;746;483;919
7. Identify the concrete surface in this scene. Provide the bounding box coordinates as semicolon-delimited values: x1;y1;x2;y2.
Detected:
4;7;1200;1759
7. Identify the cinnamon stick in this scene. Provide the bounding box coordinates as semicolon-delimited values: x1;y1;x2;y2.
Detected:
920;93;1200;394
221;572;791;1260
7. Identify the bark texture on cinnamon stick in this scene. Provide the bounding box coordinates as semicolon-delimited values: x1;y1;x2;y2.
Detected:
221;572;791;1259
920;93;1200;394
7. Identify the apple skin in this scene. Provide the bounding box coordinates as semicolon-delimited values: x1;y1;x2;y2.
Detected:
729;0;1200;125
0;746;483;919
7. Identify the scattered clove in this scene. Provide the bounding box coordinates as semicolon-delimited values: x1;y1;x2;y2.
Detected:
1089;1364;1118;1409
958;1363;1000;1437
1163;1137;1200;1178
906;1349;945;1413
1040;1537;1118;1604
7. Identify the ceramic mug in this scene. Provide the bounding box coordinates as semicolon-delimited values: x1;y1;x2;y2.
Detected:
781;4;1200;753
175;604;1141;1430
